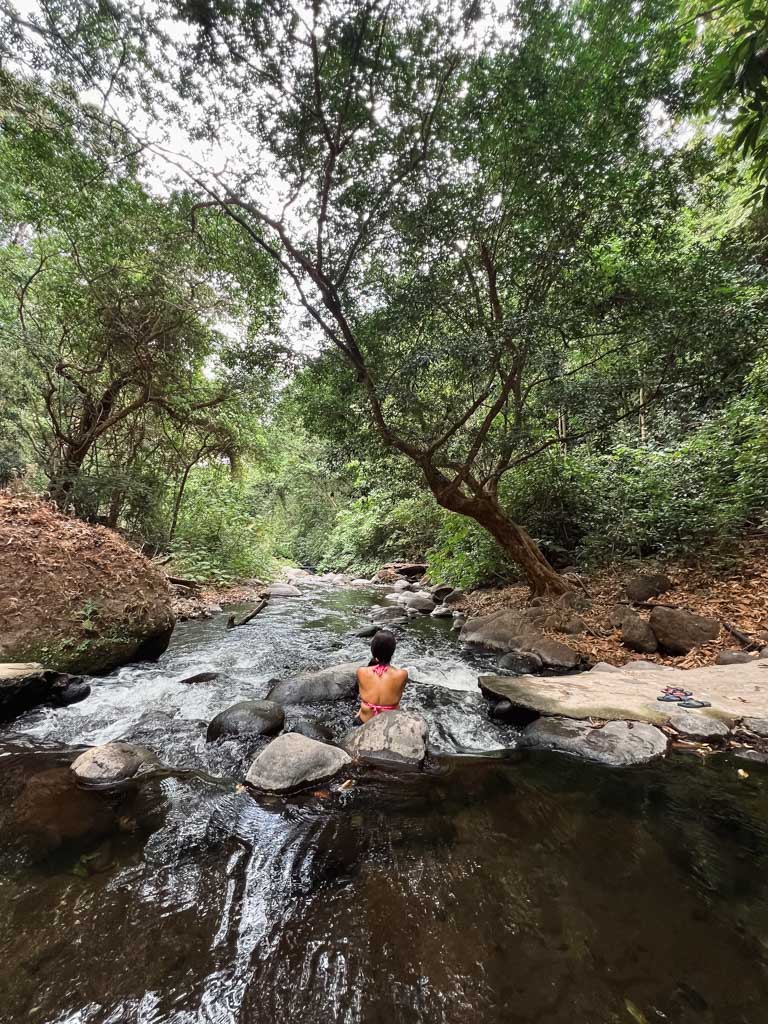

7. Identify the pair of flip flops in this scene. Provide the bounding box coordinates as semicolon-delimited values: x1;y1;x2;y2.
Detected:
657;686;711;709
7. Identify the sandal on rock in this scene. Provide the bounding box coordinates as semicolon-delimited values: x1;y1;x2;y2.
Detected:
657;694;684;702
663;686;692;698
677;699;712;709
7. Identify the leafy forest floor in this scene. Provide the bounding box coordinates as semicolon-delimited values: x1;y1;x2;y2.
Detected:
466;537;768;669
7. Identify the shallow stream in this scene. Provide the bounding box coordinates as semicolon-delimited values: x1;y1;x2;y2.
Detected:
2;581;768;1023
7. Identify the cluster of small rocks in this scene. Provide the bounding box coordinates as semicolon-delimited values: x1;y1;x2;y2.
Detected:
69;661;430;795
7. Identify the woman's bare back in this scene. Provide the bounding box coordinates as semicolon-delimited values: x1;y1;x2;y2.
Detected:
355;665;409;722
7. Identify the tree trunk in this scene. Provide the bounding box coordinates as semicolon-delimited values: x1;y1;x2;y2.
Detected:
425;473;572;596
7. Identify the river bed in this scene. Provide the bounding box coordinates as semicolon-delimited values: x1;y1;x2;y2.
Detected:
2;581;768;1023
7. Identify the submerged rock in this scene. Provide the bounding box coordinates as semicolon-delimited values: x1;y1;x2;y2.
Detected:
341;710;428;766
246;734;351;792
369;605;408;624
522;717;668;766
266;662;361;704
285;716;336;744
11;767;116;853
355;624;382;638
207;700;285;742
71;742;162;786
649;606;720;655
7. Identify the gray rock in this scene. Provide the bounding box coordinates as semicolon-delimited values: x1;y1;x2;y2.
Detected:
544;611;587;635
490;698;515;721
176;669;219;685
430;584;454;602
609;604;632;628
400;592;437;614
71;742;162;785
266;662;361;704
625;573;674;604
556;591;592;612
522;717;668;766
0;667;91;722
264;583;302;598
370;605;409;624
527;638;580;670
624;660;667;671
590;662;623;674
430;605;453;618
497;651;543;674
355;624;381;638
285;716;336;744
341;710;428;766
742;717;768;737
668;710;729;742
207;700;284;742
245;734;351;792
620;610;658;654
451;616;466;631
715;650;757;666
392;579;413;592
460;610;542;653
443;589;465;607
761;647;768;660
649;606;720;655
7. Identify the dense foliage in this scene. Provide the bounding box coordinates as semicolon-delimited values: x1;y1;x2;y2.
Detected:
0;1;766;588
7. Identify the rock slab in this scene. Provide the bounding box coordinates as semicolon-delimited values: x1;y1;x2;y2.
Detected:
667;710;729;742
523;717;668;766
341;710;428;766
246;733;351;792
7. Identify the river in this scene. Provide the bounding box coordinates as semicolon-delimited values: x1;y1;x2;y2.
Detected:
1;580;768;1023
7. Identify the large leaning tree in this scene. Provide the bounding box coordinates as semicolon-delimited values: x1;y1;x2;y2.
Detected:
4;0;760;592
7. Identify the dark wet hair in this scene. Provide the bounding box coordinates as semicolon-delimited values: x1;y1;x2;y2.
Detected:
369;629;396;667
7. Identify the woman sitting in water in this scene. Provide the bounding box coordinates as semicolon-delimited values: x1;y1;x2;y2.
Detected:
355;630;408;724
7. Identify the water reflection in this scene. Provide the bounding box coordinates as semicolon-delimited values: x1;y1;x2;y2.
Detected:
1;583;768;1022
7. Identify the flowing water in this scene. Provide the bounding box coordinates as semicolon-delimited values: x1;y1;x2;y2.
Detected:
2;581;768;1024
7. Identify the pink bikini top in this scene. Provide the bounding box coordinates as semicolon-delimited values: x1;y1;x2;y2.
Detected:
371;663;389;677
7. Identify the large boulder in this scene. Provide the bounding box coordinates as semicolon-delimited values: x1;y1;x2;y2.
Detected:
442;589;465;607
625;573;674;604
0;664;90;721
341;710;429;766
522;717;668;766
266;661;361;704
430;584;454;602
245;734;351;792
263;583;301;598
206;700;284;742
620;610;658;654
0;494;174;674
460;610;540;653
71;742;162;786
649;606;720;655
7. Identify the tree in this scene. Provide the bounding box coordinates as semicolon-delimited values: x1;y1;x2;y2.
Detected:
3;0;764;591
0;72;281;520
